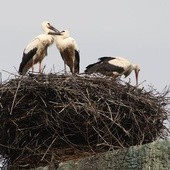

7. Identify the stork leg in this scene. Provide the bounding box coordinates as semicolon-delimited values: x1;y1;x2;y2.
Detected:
72;65;75;75
64;61;67;74
39;62;42;73
72;58;75;75
111;74;117;81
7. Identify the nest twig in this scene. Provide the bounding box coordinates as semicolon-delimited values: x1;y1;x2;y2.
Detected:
0;73;169;169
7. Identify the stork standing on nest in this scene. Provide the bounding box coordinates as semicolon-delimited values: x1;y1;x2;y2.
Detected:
18;21;61;75
85;56;140;85
54;30;80;74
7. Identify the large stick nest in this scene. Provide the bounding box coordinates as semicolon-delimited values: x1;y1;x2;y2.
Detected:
0;73;169;169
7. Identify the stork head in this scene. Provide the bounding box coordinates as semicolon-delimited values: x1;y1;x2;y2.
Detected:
59;30;70;38
42;21;60;35
133;64;140;86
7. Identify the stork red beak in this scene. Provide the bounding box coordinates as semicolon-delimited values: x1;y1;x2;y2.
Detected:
48;25;61;35
135;69;139;86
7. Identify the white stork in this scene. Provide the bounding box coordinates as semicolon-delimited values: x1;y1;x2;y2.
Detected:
18;21;61;75
85;56;140;85
54;30;80;74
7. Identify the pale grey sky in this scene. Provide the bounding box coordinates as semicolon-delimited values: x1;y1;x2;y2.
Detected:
0;0;170;93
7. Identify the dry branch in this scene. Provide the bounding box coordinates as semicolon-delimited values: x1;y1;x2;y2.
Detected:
0;73;169;169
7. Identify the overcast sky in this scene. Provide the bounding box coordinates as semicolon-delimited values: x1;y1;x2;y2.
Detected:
0;0;170;93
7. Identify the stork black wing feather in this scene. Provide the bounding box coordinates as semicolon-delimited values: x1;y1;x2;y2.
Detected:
74;50;80;74
98;56;116;62
85;58;124;75
19;48;37;74
85;61;101;71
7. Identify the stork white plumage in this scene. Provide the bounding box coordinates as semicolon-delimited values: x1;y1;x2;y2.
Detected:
85;56;140;85
54;30;80;74
18;21;60;75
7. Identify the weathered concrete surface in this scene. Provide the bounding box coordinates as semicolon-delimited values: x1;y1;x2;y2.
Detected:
35;140;170;170
58;140;170;170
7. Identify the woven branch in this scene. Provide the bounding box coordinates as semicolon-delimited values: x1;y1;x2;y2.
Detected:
0;73;169;169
